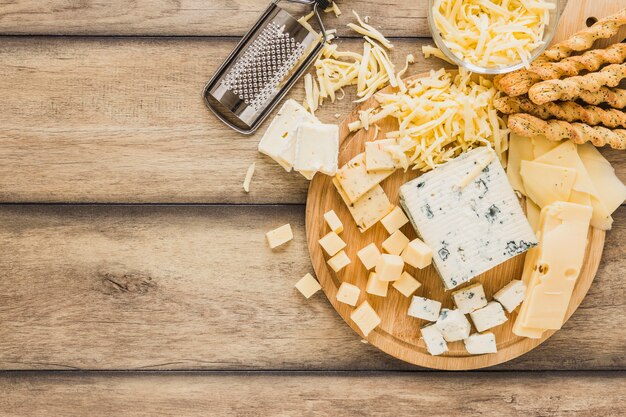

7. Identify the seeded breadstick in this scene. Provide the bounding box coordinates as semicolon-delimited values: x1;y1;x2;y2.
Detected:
529;63;626;104
578;87;626;108
508;113;626;150
494;95;626;128
532;43;626;79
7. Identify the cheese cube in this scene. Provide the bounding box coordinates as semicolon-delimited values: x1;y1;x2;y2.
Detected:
318;232;346;257
266;224;293;249
365;139;397;172
295;273;321;299
470;301;508;332
421;324;448;356
493;279;526;313
375;254;404;282
382;230;410;255
328;250;351;272
294;122;339;176
463;332;497;354
435;309;471;342
366;272;389;297
258;99;319;171
452;283;488;314
408;296;442;321
392;271;421;297
333;178;394;233
357;243;381;270
401;238;432;269
351;300;381;336
323;210;343;234
380;206;409;234
336;282;361;306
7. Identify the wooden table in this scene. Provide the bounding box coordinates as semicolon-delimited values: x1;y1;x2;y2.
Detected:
0;1;624;415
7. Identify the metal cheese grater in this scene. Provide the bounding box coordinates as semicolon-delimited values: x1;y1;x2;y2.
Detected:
203;0;329;134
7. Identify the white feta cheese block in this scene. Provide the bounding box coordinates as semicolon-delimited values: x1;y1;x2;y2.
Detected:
258;99;319;171
294;122;339;176
408;296;441;322
421;324;448;356
452;283;488;314
469;301;508;332
399;147;538;290
464;332;497;354
435;309;471;342
493;279;526;313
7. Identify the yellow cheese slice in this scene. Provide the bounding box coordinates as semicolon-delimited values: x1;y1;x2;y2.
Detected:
506;133;534;195
577;143;626;216
525;199;541;232
335;153;395;203
531;135;559;159
520;161;576;208
512;244;545;339
332;178;394;233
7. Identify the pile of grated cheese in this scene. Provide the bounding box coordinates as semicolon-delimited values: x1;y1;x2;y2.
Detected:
432;0;554;68
349;68;509;172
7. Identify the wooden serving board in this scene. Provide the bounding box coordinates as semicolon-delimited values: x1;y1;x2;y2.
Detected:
305;0;621;370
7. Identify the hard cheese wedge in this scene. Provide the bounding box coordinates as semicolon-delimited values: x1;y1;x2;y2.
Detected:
336;153;395;203
332;178;394;233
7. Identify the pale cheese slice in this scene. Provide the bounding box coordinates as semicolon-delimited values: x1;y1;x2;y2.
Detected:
332;177;394;233
525;199;541;232
520;161;576;209
506;133;534;195
335;153;395;203
577;143;626;216
531;135;559;159
365;139;398;172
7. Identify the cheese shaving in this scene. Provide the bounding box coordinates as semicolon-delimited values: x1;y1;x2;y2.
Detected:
243;162;256;193
324;2;342;17
422;45;454;65
347;10;394;49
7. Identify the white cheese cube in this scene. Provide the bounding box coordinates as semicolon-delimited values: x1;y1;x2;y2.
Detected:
318;232;346;257
258;99;319;171
357;243;381;270
421;324;448;356
470;301;508;332
464;332;497;354
401;238;432;269
336;282;361;306
380;206;409;234
452;283;488;314
435;309;471;342
294;122;339;176
351;300;381;336
382;230;410;256
366;272;389;297
493;279;526;313
408;296;442;322
328;250;351;272
365;139;398;172
392;271;421;297
295;273;321;299
323;210;344;234
266;224;293;249
375;254;404;282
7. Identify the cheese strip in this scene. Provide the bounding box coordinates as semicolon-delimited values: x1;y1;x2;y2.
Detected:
332;178;394;233
335;153;395;203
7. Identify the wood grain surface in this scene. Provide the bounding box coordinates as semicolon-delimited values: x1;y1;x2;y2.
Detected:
1;371;624;417
0;205;623;371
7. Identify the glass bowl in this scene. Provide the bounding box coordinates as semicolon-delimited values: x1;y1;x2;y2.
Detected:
427;0;560;75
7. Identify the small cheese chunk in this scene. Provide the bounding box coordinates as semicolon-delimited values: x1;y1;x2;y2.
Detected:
323;210;344;234
294;122;339;176
375;254;404;282
392;271;421;297
336;153;394;203
464;332;497;355
365;139;398;172
351;300;381;336
380;206;410;234
408;296;442;322
493;279;526;313
266;224;293;249
332;178;395;233
421;324;448;356
470;301;508;332
366;272;389;297
328;250;351;272
336;282;361;306
401;238;432;269
435;309;472;342
451;283;488;314
318;232;346;257
382;230;410;256
357;243;381;271
243;162;255;193
295;273;321;299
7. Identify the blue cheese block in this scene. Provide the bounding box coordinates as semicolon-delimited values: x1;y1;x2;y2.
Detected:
464;332;497;354
469;301;508;332
400;147;537;290
408;296;442;322
435;309;471;342
421;324;448;356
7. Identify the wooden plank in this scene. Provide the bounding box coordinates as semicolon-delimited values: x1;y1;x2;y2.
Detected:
0;204;623;371
0;371;624;416
0;37;623;204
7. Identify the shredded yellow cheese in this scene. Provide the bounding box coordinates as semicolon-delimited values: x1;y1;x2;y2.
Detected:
432;0;554;68
324;2;342;17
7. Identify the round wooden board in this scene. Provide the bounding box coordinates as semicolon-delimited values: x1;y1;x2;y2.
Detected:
305;73;606;370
